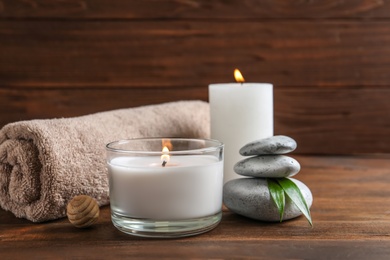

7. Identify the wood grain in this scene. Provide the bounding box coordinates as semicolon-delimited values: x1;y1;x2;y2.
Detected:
1;87;389;154
1;155;390;259
0;87;206;126
2;20;390;88
275;88;390;154
0;0;389;19
1;1;390;155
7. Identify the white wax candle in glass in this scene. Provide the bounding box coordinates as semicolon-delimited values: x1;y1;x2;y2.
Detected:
106;138;224;238
209;69;273;184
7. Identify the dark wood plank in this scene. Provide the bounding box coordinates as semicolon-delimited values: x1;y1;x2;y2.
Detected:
275;88;390;154
1;155;390;259
1;87;390;154
2;207;390;242
1;0;390;19
2;20;390;89
1;239;390;259
1;239;389;260
0;87;207;127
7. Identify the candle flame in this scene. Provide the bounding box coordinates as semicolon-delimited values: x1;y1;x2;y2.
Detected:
161;146;170;166
234;69;245;83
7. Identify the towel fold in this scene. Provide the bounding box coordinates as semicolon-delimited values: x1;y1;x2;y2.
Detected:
0;101;210;222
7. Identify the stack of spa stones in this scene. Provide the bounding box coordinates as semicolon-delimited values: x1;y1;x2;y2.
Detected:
223;135;313;222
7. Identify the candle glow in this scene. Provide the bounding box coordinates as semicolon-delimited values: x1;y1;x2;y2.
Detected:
234;69;245;83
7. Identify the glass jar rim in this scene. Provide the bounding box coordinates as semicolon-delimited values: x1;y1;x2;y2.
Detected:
106;137;224;155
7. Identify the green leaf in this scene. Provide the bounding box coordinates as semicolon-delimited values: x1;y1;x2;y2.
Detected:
276;178;313;227
267;178;285;222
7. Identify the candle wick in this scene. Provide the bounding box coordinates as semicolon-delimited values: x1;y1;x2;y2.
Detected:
162;160;167;167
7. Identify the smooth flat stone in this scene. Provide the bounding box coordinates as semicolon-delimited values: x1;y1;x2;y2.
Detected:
240;135;297;156
223;178;313;222
234;155;300;178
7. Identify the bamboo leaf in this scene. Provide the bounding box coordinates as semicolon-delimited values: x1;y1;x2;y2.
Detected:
276;178;313;227
267;178;285;222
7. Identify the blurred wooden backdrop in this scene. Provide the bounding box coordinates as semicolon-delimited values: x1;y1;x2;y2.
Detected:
1;0;390;154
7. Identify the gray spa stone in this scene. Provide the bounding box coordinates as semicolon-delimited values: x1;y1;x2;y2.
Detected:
234;155;300;178
239;135;297;156
223;178;313;222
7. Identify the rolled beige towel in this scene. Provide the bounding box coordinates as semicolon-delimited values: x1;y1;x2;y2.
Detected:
0;101;210;222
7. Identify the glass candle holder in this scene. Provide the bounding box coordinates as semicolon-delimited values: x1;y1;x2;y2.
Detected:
106;138;224;238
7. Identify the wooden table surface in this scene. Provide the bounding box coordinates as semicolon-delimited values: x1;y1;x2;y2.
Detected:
1;155;390;259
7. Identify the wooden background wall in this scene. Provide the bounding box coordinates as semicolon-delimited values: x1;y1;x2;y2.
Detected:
1;0;390;154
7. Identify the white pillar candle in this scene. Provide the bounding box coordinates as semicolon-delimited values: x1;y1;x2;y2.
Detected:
209;81;273;184
108;155;223;220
